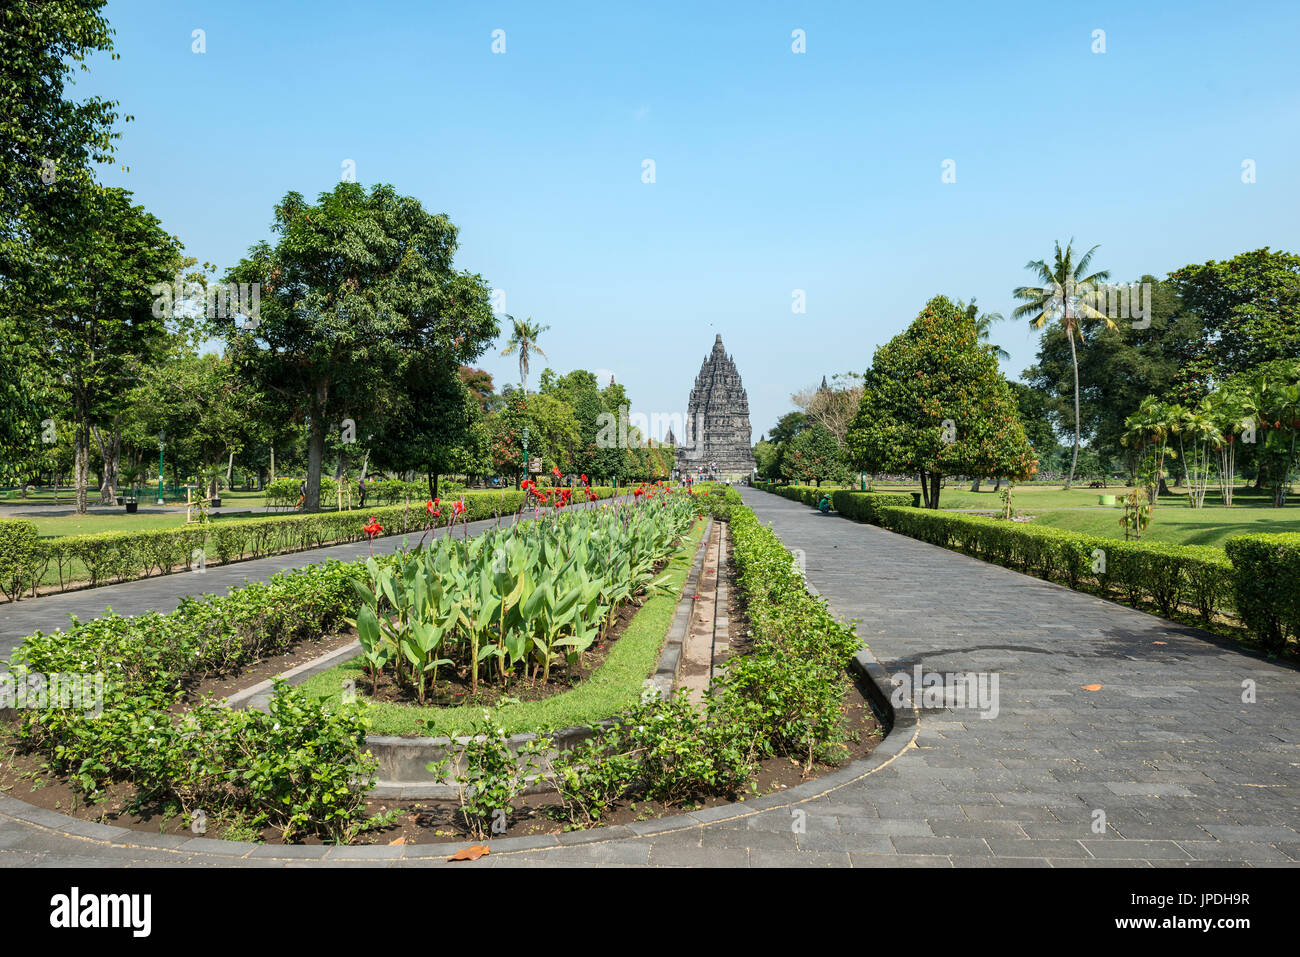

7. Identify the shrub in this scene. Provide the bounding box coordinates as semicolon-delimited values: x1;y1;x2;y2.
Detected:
8;558;381;841
831;491;913;523
1224;533;1300;654
0;519;39;601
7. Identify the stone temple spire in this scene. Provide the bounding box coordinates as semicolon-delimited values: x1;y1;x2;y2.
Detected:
676;334;756;478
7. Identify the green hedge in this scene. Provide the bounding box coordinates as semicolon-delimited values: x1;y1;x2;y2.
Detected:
831;491;914;523
752;481;849;507
4;487;620;600
0;519;40;602
874;505;1234;628
1224;534;1300;654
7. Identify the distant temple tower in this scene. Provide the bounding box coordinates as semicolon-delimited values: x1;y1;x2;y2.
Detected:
676;334;756;480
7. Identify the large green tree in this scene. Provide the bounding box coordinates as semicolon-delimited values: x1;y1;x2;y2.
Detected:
1167;248;1300;390
847;296;1037;508
19;186;183;512
221;183;498;511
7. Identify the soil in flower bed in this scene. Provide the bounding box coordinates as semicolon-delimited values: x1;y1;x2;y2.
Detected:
0;677;883;846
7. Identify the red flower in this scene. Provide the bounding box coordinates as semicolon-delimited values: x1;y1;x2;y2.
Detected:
454;500;465;515
580;474;588;484
363;517;383;537
425;500;435;514
552;465;561;478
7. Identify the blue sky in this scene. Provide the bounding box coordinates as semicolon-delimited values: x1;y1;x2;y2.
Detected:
81;0;1300;438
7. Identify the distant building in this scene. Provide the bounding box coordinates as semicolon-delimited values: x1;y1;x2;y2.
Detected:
676;334;756;480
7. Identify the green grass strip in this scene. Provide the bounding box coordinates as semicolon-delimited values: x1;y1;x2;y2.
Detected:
296;519;706;737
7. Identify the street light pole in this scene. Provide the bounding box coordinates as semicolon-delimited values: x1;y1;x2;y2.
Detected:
157;430;166;505
522;425;529;487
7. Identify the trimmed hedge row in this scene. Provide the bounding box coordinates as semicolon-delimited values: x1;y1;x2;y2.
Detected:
832;491;914;523
1;487;619;600
1224;534;1300;654
873;505;1234;627
752;481;850;507
264;477;469;509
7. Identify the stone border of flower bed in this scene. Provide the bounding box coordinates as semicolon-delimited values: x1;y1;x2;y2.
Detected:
222;518;717;799
0;641;915;861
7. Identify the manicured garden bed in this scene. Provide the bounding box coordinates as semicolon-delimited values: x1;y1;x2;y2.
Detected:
1;486;883;844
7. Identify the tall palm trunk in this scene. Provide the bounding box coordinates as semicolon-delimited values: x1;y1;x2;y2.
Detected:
1066;332;1081;490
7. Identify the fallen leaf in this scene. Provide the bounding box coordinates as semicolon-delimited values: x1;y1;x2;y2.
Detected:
388;836;408;845
1081;683;1103;691
1152;641;1167;645
448;844;490;861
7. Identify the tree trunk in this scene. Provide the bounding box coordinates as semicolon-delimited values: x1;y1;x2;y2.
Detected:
269;443;276;484
1066;332;1081;490
226;450;235;486
919;470;931;508
305;414;326;512
929;471;942;509
74;419;90;515
92;421;121;505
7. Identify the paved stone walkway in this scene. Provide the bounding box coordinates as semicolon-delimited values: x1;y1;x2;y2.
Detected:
1;488;1296;866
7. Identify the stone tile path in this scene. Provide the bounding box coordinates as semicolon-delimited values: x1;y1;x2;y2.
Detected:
1;488;1296;866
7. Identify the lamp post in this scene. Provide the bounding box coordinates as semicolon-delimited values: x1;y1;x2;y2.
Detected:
157;430;166;505
522;425;529;487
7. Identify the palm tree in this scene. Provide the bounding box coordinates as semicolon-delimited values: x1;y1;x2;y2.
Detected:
499;315;549;395
958;298;1010;361
1012;240;1114;489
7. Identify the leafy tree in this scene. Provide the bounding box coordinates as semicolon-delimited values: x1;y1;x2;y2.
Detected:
18;185;183;512
0;0;121;283
459;366;497;410
125;347;263;497
1167;248;1300;389
782;422;851;486
1006;381;1066;476
221;183;498;511
846;295;1037;508
1012;240;1115;488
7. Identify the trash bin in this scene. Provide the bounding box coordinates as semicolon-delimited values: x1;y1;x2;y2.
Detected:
911;492;923;507
1099;494;1116;506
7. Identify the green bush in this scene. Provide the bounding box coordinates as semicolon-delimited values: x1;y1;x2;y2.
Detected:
754;481;852;508
0;519;40;601
831;491;913;523
1224;533;1300;654
8;557;382;841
